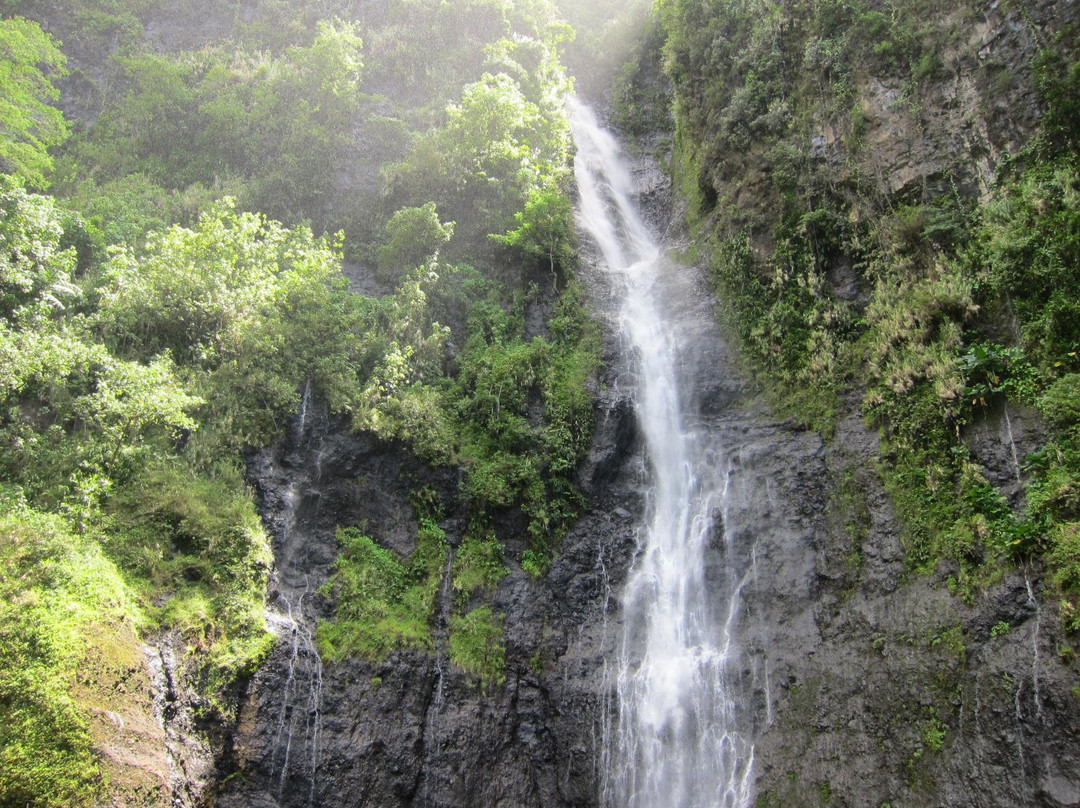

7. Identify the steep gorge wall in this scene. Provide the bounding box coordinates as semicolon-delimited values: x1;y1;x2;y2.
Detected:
637;0;1080;804
217;399;626;807
744;404;1080;808
661;0;1075;238
1;2;599;804
155;74;1080;806
215;139;843;808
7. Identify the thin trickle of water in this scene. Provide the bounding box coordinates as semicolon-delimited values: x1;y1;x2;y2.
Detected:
266;577;324;805
1003;406;1024;487
420;661;447;805
145;644;183;800
267;596;300;785
1014;682;1027;781
1024;571;1044;720
974;680;983;733
419;547;455;806
303;580;325;807
749;544;773;729
297;379;312;440
763;658;774;728
570;97;754;808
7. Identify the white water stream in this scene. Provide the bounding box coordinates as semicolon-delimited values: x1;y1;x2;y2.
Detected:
570;98;755;808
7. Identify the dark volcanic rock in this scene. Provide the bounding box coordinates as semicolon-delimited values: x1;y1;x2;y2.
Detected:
215;371;640;807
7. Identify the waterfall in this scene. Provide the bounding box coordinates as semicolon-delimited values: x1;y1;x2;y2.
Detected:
569;98;755;808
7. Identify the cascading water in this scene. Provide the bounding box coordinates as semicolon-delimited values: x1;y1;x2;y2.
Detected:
266;581;324;805
258;394;326;807
569;98;755;808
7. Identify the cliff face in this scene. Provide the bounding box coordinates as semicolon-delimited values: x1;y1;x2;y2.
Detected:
217;400;628;807
213;141;834;808
645;0;1080;803
10;1;1080;805
188;115;1077;808
806;0;1074;202
205;122;1058;808
664;0;1077;237
746;405;1080;808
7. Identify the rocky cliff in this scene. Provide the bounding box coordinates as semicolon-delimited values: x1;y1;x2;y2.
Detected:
643;0;1080;803
210;138;829;808
7;0;1079;805
215;119;1080;808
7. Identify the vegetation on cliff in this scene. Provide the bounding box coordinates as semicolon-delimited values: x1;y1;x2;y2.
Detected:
0;0;595;801
6;0;1076;800
645;0;1080;617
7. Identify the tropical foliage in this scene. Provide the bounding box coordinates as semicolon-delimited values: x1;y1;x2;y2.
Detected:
654;0;1080;608
0;16;68;187
0;0;595;801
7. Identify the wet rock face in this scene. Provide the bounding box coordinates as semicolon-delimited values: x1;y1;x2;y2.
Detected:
213;376;644;807
218;122;1080;808
812;0;1076;207
744;411;1080;807
142;635;224;808
213;275;845;808
964;400;1048;510
751;559;1080;807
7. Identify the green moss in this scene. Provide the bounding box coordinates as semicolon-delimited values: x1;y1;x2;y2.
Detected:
317;522;448;662
0;509;139;808
106;460;273;706
449;605;506;688
818;781;833;804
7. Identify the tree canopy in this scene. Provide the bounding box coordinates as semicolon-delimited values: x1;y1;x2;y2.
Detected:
0;17;68;187
0;1;600;801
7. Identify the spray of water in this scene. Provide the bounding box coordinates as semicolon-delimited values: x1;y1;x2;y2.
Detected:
569;98;754;808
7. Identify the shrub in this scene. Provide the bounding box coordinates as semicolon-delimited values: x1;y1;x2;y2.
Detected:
0;509;137;808
317;523;447;662
449;606;506;687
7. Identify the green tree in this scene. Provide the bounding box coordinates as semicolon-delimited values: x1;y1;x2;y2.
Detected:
75;52;200;184
68;20;364;226
0;184;77;316
377;202;454;279
0;17;69;187
245;18;364;221
92;199;366;451
70;354;201;468
94;198;338;365
492;186;573;285
290;18;363;98
390;72;570;241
